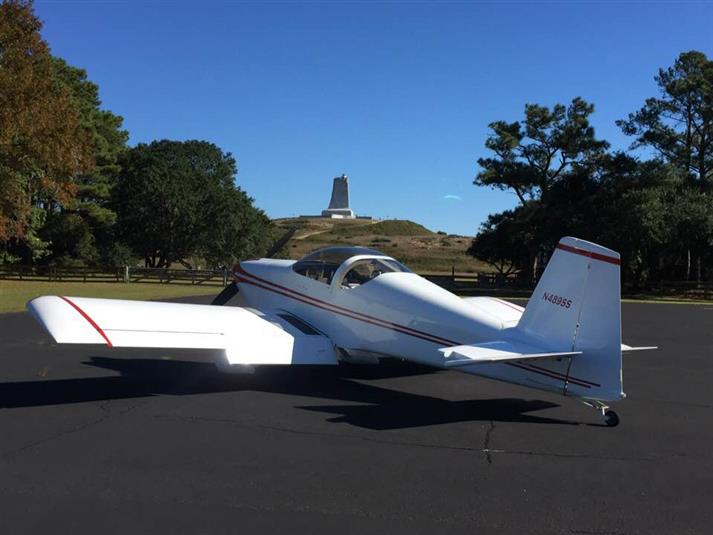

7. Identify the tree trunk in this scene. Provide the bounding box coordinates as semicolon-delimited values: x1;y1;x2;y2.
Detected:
178;259;193;270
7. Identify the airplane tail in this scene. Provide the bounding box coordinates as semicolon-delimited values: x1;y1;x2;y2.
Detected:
515;237;623;401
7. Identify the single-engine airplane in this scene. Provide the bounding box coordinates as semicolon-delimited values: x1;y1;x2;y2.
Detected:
27;236;654;426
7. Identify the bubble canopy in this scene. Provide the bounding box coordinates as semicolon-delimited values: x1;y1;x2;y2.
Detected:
292;246;411;285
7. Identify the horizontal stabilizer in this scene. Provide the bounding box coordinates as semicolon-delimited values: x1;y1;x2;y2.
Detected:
439;340;581;367
621;344;658;352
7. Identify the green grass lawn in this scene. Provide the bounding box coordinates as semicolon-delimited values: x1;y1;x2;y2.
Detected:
0;280;220;314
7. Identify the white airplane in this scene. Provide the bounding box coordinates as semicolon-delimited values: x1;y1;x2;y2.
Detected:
27;236;654;426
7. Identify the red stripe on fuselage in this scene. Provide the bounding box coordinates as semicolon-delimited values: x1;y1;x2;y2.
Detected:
235;266;598;389
59;296;113;347
234;275;451;346
507;362;593;388
235;265;456;346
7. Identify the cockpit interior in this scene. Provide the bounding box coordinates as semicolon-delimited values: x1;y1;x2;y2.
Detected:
292;247;411;288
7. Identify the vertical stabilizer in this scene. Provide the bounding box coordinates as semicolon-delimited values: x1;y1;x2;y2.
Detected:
516;237;623;401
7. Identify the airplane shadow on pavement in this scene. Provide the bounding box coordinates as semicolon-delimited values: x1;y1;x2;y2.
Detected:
0;356;574;429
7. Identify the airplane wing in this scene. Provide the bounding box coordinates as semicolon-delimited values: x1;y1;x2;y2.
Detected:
439;340;581;368
461;297;524;328
27;296;337;366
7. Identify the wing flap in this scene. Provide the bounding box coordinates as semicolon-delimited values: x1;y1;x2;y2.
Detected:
439;340;581;367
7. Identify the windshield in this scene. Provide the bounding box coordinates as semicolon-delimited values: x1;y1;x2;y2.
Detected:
292;246;410;285
340;257;411;289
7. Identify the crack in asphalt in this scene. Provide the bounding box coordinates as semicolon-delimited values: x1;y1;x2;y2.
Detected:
0;402;140;461
153;412;482;454
570;530;634;535
152;493;485;525
482;421;495;464
152;413;662;463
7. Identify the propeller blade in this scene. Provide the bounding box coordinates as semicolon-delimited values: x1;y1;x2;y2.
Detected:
212;226;295;306
264;227;297;258
212;281;239;306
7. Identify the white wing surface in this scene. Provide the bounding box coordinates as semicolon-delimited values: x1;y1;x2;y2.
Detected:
461;297;524;328
27;296;337;366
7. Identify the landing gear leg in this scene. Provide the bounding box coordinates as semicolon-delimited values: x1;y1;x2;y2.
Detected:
582;400;620;427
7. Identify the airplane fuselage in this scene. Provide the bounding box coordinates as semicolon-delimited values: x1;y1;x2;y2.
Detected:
236;259;585;396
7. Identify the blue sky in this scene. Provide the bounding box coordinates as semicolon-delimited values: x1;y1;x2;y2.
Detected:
36;1;712;235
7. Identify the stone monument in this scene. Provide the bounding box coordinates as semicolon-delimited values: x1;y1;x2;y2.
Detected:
321;174;355;218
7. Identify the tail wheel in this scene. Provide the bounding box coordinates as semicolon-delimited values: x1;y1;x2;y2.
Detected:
603;410;620;427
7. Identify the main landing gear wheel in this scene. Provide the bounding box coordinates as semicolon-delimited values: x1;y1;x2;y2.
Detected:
603;410;620;427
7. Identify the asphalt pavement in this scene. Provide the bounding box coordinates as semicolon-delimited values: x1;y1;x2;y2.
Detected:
1;297;711;534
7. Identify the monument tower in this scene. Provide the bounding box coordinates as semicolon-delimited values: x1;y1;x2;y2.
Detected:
321;174;355;218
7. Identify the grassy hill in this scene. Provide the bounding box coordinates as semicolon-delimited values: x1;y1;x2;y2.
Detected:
272;217;490;273
328;219;432;238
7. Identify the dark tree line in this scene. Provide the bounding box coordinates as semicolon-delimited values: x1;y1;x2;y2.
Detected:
0;1;271;269
115;140;271;268
469;51;713;287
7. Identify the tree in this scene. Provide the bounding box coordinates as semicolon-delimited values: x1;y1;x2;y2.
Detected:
543;154;677;285
471;97;609;282
654;185;713;281
470;57;713;287
617;51;713;187
617;51;713;280
475;97;609;204
38;57;129;265
0;0;92;245
467;205;541;280
199;184;273;267
114;140;271;268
